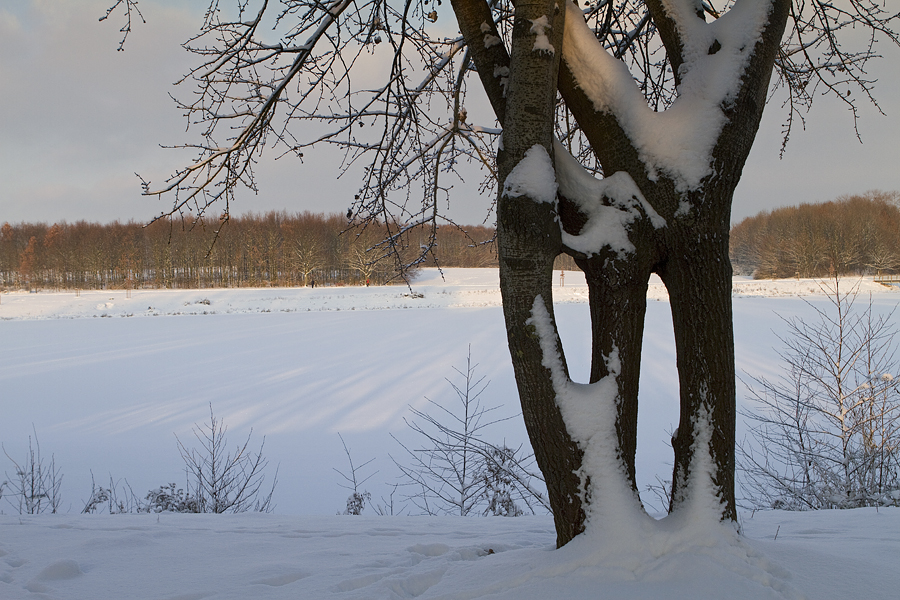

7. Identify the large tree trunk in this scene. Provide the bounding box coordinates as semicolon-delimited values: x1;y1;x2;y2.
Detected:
498;202;586;544
553;0;790;524
658;220;737;518
497;0;593;546
453;0;790;544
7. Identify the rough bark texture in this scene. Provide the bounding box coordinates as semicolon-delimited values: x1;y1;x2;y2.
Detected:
450;0;792;544
497;0;590;547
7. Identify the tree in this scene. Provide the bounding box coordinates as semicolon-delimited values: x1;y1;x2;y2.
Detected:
175;405;277;513
105;0;898;546
740;277;900;509
730;192;900;278
334;433;375;515
392;347;548;516
18;236;38;288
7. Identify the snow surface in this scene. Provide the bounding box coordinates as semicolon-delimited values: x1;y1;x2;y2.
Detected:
0;509;897;599
1;269;898;599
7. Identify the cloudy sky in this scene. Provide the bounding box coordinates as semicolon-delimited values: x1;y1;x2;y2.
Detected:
2;0;898;227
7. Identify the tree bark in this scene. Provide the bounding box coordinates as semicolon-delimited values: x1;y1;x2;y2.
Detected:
497;0;591;546
450;0;792;541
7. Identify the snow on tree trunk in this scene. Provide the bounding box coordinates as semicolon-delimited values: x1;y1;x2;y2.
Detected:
497;0;589;546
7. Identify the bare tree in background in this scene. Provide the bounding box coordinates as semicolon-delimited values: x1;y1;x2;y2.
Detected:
105;0;899;546
740;277;900;509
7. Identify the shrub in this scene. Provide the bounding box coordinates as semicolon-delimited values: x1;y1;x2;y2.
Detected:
740;277;900;509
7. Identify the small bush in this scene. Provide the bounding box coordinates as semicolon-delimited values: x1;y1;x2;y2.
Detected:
2;430;62;515
81;407;277;514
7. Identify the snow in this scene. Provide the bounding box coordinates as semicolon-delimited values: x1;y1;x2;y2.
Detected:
562;0;774;192
1;509;897;599
554;140;666;258
483;34;502;49
531;295;645;530
1;269;898;599
501;144;557;203
529;16;554;55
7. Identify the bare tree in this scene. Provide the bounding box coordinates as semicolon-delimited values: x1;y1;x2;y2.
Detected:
105;0;899;545
292;235;325;286
740;277;900;509
730;192;900;279
176;405;277;513
393;347;548;516
334;433;376;515
2;430;63;515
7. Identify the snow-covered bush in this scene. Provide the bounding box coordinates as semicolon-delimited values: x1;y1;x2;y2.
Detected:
144;483;201;513
481;445;527;517
343;491;372;516
740;277;900;509
81;476;196;514
79;407;277;515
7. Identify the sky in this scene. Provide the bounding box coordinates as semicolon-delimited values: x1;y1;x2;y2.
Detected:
1;0;898;227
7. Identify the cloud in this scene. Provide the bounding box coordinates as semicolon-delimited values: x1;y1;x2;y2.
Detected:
0;1;199;223
0;0;382;225
2;1;897;227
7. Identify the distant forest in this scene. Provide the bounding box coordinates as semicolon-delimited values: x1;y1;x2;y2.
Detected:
730;191;900;279
3;191;896;290
0;212;580;291
0;213;487;290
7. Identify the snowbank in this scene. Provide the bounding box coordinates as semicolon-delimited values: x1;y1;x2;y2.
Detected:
0;508;896;599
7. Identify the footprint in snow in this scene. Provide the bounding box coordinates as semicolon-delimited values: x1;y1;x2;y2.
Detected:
25;559;83;594
387;567;447;597
33;559;83;581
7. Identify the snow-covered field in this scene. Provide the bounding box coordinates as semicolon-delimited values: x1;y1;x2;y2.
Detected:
1;269;898;599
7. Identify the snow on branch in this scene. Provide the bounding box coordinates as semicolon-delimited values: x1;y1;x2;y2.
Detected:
563;0;773;192
554;140;665;259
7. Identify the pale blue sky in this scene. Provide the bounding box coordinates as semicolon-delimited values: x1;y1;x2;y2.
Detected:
1;0;898;227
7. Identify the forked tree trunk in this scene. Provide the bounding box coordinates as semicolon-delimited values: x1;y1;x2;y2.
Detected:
455;0;790;546
659;221;737;517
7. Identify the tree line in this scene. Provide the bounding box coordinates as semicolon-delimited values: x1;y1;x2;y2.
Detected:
0;212;525;291
6;191;896;291
730;191;900;279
